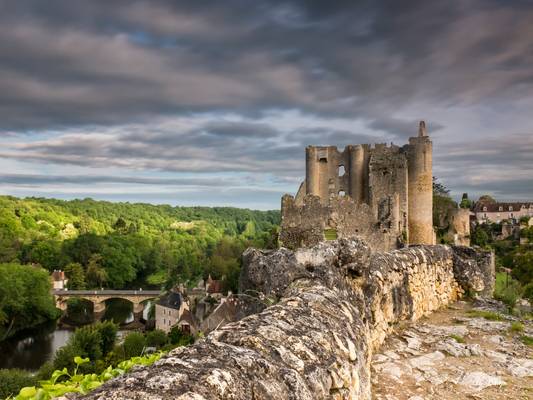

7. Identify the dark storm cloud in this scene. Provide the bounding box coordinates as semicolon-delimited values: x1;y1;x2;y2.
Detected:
0;173;241;187
0;0;532;204
1;0;532;131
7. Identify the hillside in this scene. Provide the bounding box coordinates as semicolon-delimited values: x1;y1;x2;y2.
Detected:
0;196;280;290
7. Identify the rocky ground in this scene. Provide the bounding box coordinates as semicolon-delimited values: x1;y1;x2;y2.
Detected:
371;299;532;400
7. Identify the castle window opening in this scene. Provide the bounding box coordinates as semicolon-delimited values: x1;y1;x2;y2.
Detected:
339;190;346;197
338;165;345;176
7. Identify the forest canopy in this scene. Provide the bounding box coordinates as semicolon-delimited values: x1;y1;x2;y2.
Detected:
0;196;280;293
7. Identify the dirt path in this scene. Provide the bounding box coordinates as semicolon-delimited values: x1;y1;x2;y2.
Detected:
371;300;532;400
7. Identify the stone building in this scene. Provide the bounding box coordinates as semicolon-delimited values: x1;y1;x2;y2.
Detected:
280;121;435;251
473;201;533;224
51;270;68;289
154;291;189;333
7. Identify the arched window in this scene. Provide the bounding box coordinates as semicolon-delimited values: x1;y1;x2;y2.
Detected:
338;165;345;176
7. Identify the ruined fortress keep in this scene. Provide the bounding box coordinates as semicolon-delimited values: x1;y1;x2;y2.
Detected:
280;121;435;251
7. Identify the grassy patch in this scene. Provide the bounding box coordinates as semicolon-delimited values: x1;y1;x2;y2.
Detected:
466;310;504;321
509;321;525;333
520;335;533;346
449;334;466;343
494;271;522;311
323;228;337;240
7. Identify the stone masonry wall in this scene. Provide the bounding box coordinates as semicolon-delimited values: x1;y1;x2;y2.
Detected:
82;239;493;400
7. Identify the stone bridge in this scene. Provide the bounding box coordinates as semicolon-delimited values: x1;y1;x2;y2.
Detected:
53;289;160;314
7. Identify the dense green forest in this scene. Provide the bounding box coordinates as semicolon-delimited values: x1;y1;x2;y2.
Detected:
0;195;279;338
0;196;279;290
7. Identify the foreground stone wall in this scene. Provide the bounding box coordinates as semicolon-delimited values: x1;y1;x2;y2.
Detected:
82;240;493;400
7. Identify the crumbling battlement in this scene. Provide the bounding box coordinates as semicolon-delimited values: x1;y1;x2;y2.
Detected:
281;121;435;251
82;239;494;400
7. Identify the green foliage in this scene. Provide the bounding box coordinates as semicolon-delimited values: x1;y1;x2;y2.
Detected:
449;334;465;343
0;369;37;399
122;332;146;358
53;322;118;373
323;229;337;241
65;298;93;325
64;263;85;290
0;196;279;293
494;271;522;311
522;283;533;303
12;352;164;400
509;321;524;333
0;263;59;340
459;198;472;209
521;335;533;346
168;327;194;346
466;310;504;321
145;329;168;348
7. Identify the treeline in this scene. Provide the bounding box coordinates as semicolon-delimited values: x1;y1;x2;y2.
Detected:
0;196;279;293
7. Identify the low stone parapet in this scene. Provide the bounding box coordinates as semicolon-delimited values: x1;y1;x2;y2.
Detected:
82;239;493;400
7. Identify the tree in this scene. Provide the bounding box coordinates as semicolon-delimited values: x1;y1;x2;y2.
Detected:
432;176;450;197
86;254;107;288
123;332;146;358
0;263;59;340
145;329;168;348
0;369;37;399
65;262;86;289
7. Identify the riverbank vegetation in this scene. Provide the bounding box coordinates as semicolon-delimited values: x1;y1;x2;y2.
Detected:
0;321;191;399
0;195;279;338
0;263;60;340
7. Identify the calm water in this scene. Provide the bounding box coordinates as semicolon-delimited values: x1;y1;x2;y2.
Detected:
0;299;147;371
0;322;71;371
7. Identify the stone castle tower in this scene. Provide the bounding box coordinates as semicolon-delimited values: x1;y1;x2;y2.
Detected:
280;121;435;251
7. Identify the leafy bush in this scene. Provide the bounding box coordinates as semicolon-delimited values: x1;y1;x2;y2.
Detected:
0;263;59;339
494;271;522;311
145;329;168;348
12;353;164;400
123;332;146;358
0;369;36;399
466;310;504;321
53;322;118;373
509;321;524;333
168;327;194;346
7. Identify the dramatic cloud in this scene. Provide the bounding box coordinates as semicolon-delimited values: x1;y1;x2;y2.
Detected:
0;0;531;207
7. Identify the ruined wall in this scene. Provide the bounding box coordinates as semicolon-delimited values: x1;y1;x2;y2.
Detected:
280;194;400;251
82;239;494;400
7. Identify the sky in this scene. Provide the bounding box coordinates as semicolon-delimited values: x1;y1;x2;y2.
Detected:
0;0;532;210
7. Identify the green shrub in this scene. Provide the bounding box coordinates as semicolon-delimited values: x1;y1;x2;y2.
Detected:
168;327;194;346
509;321;524;333
0;369;36;399
494;272;522;310
467;310;504;321
449;334;465;343
123;332;146;358
146;329;168;348
35;361;55;381
13;353;164;400
521;335;533;346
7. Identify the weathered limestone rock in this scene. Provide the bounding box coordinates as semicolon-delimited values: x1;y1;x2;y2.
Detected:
82;239;493;400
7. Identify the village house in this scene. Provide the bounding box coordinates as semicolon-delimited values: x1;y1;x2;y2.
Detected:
154;291;189;333
51;270;68;290
473;201;533;224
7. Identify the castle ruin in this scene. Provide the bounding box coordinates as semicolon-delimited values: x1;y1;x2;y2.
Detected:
280;121;435;251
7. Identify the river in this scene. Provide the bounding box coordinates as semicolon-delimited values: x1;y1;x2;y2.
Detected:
0;299;149;371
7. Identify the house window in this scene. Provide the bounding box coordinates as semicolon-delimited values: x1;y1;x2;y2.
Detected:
499;206;503;211
483;207;487;212
509;206;513;211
